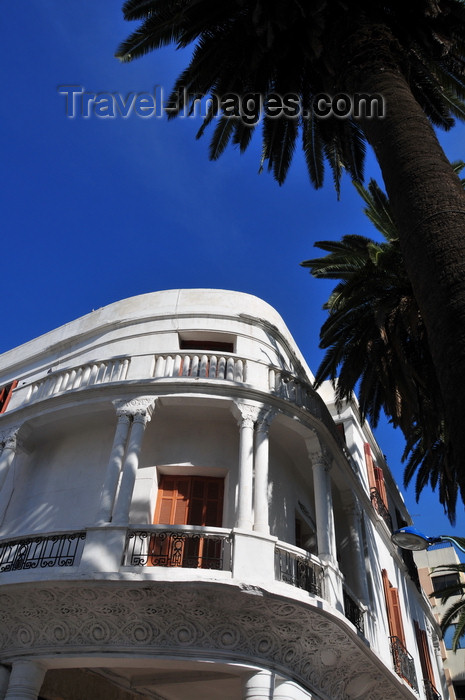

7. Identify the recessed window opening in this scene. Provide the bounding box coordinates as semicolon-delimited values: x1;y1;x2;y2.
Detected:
178;331;235;353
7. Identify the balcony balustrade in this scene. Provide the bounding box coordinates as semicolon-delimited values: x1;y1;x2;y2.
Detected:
0;531;86;572
370;488;393;531
153;353;244;382
423;679;441;700
343;587;365;634
389;636;418;692
123;525;232;570
275;542;323;596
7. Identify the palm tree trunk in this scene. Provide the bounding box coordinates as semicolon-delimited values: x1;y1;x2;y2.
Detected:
355;65;465;497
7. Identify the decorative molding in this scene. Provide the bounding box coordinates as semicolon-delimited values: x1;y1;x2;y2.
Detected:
233;402;262;428
0;582;412;700
113;397;156;420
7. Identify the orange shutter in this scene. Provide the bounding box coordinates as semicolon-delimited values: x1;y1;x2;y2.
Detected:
382;569;406;646
414;621;435;684
364;443;377;490
0;381;17;414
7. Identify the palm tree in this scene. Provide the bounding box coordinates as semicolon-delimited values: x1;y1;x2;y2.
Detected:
115;1;465;498
302;178;458;520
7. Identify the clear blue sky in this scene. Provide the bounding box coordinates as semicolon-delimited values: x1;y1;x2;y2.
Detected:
3;2;465;541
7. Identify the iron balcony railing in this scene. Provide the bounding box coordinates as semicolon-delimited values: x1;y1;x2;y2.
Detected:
123;526;232;570
389;636;418;692
423;679;441;700
370;488;393;531
343;588;365;634
0;531;86;572
275;543;323;596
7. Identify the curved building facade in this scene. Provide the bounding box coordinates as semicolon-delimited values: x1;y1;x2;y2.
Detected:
0;290;448;700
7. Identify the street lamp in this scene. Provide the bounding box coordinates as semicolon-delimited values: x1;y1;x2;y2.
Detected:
391;526;465;553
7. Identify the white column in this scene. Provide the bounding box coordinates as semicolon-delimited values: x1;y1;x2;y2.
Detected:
0;666;11;700
235;404;260;530
309;449;336;565
4;661;45;700
273;678;311;700
243;670;274;699
95;409;132;524
0;433;18;493
344;499;370;605
111;399;155;526
254;411;275;534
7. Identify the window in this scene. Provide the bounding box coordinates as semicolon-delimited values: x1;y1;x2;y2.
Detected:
382;569;406;646
178;331;235;353
151;475;224;568
454;682;465;699
414;621;436;686
432;572;461;596
443;625;464;650
335;423;346;443
0;380;17;413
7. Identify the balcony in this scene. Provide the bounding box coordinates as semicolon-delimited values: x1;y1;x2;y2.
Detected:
389;636;418;692
370;487;393;531
275;542;323;596
7;353;343;443
343;587;365;634
0;531;86;572
123;526;232;570
423;679;441;700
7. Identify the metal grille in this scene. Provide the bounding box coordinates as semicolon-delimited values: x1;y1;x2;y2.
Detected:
125;529;230;569
424;679;441;700
390;636;418;692
276;547;322;596
370;488;393;530
343;589;365;634
0;532;86;572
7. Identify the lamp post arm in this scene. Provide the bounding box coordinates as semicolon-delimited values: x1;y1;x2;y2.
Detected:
439;536;465;554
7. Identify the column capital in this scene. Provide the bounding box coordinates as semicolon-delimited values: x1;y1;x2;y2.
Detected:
113;396;156;421
256;408;277;433
0;425;23;452
232;401;261;428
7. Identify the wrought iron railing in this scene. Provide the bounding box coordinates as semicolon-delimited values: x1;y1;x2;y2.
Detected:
275;544;323;596
423;679;441;700
370;488;393;531
343;588;365;634
124;527;232;570
0;532;86;572
389;636;418;692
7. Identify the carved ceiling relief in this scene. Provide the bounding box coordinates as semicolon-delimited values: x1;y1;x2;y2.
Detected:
0;583;406;700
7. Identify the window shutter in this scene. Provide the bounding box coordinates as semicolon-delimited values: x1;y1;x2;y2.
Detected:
382;569;406;646
414;621;435;684
364;443;377;490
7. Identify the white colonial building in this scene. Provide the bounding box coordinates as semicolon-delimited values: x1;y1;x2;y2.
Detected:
0;290;448;700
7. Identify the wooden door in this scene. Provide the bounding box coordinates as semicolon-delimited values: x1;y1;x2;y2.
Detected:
151;475;224;567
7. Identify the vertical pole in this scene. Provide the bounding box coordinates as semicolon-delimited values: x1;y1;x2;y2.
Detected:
111;399;155;526
0;433;18;493
243;670;274;700
4;661;45;700
95;410;132;524
236;404;259;530
254;412;275;534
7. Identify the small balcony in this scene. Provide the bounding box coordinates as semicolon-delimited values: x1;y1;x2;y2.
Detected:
123;526;232;570
390;636;418;692
423;679;441;700
370;487;393;531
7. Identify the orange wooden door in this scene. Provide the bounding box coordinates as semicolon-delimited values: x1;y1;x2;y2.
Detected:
152;475;223;567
